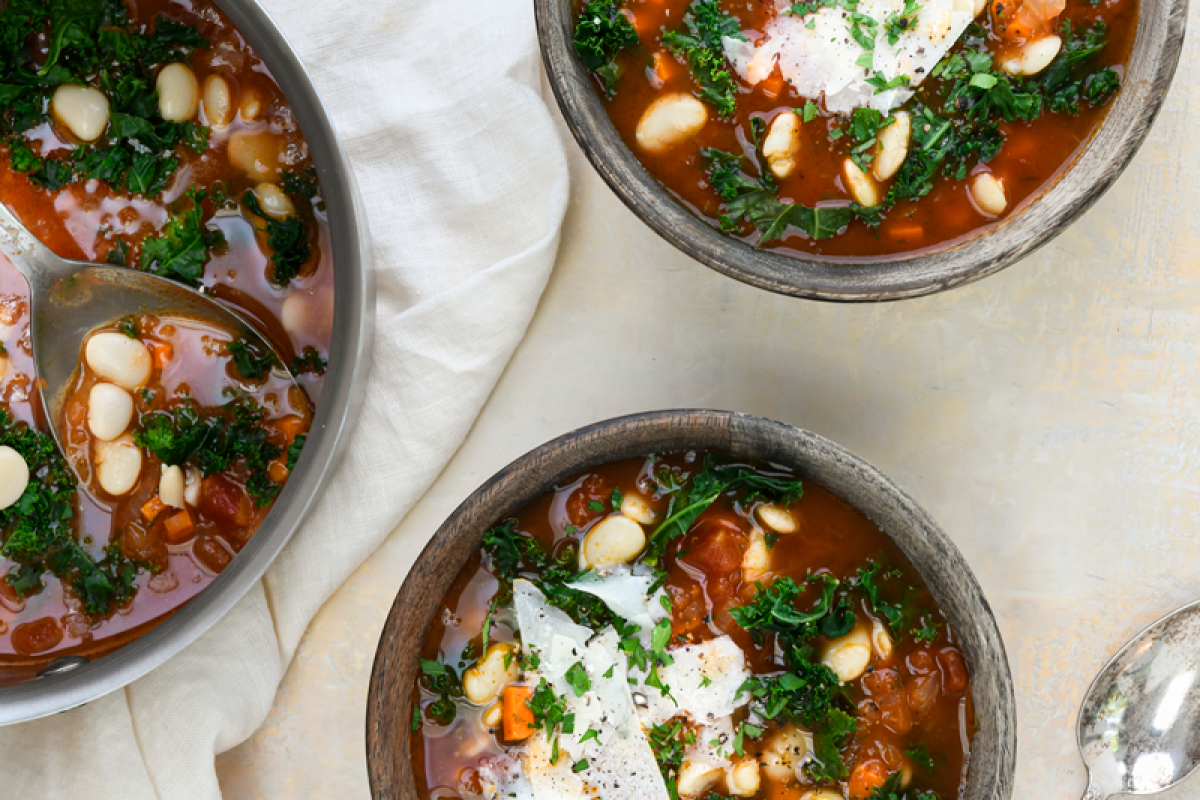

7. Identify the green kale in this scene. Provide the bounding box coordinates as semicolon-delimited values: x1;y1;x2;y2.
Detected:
662;0;744;118
133;395;285;507
573;0;639;97
737;661;840;728
864;771;939;800
648;719;689;800
645;452;803;564
703;148;857;242
418;657;461;724
281;166;320;201
227;339;277;381
290;346;328;376
0;409;153;616
243;191;311;287
808;707;857;782
1037;21;1120;113
286;435;306;471
139;189;225;286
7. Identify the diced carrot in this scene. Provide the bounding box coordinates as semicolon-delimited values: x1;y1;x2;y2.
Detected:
150;341;173;369
141;496;168;522
276;415;307;439
162;509;195;544
501;685;536;742
848;760;891;799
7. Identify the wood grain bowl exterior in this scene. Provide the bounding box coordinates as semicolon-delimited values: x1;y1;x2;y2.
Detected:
533;0;1187;301
365;410;1017;800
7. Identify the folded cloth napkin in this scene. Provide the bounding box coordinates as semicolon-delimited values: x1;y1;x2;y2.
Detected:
0;0;569;795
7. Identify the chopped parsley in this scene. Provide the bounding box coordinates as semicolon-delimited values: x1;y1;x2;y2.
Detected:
527;678;575;764
290;346;328;376
418;657;461;724
565;661;591;696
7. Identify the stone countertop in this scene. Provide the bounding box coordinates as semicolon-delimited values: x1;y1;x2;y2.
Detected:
215;22;1200;798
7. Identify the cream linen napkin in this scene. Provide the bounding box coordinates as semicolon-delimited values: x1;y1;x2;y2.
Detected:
0;0;569;795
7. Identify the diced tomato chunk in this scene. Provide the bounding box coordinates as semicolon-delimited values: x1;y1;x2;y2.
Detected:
939;648;969;695
11;617;63;655
199;474;253;526
565;474;617;527
848;760;890;799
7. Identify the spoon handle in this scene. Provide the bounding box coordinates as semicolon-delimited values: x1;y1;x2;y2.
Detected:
0;199;73;291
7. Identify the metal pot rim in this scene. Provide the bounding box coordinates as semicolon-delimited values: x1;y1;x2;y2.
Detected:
0;0;376;725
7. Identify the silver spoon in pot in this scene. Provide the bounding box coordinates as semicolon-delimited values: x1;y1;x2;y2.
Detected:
0;199;294;456
1078;599;1200;799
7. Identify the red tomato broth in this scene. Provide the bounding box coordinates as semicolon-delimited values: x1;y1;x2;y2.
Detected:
0;0;332;678
411;452;975;800
585;0;1137;258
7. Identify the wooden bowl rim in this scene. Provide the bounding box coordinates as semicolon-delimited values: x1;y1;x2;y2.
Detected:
533;0;1187;302
366;410;1017;800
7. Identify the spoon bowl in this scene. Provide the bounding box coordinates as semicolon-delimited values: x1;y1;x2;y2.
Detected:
1078;600;1200;799
0;197;294;455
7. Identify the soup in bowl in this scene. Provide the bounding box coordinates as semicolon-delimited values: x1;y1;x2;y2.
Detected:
366;411;1016;800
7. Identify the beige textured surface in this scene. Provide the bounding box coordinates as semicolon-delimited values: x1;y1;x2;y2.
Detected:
216;25;1200;799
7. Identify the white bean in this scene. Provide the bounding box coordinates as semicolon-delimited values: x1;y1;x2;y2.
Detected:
203;74;234;128
87;382;134;441
756;503;798;534
761;727;810;782
253;182;296;220
620;493;658;525
52;84;109;143
871;618;894;661
800;792;846;800
85;333;152;391
157;63;200;122
1003;35;1062;76
184;466;201;507
462;642;519;705
971;172;1007;216
240;87;263;121
822;623;873;683
227;131;281;182
95;433;142;496
675;761;722;798
160;464;185;509
580;514;646;570
281;292;309;335
0;446;30;510
742;532;769;584
763;112;800;179
636;93;707;154
726;758;761;796
481;702;503;729
843;159;881;207
873;111;911;182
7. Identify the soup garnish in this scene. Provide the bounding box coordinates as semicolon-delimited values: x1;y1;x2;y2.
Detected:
411;453;974;800
572;0;1135;256
0;0;333;678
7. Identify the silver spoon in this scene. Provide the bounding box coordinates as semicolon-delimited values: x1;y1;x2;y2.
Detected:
1078;599;1200;799
0;198;293;454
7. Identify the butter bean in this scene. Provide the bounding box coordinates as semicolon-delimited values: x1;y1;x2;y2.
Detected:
636;93;707;154
87;382;134;441
0;446;30;510
96;433;142;496
85;333;152;391
52;84;109;143
580;514;646;570
157;64;200;122
462;642;519;705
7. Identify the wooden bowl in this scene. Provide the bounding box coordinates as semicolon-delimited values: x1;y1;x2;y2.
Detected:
366;410;1017;799
534;0;1185;302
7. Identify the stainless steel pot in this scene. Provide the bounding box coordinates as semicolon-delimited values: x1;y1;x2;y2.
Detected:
0;0;375;725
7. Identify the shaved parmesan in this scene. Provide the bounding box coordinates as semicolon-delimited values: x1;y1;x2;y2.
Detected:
638;636;752;727
567;568;669;634
724;0;975;114
511;580;671;800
